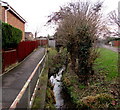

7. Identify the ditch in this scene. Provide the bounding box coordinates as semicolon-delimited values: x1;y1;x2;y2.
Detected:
50;67;75;109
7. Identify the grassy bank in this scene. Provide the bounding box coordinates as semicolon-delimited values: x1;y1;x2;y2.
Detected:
45;48;58;109
32;48;57;109
45;80;56;109
32;58;48;109
62;48;119;109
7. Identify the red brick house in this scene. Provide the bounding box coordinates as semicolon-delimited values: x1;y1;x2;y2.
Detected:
0;1;26;41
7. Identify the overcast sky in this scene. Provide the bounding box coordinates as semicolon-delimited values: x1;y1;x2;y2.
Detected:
3;0;120;37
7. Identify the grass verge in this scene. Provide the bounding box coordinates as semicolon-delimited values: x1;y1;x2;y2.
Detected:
94;48;118;81
62;47;120;109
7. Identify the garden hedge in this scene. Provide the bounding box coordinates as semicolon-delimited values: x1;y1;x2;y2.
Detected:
2;22;22;50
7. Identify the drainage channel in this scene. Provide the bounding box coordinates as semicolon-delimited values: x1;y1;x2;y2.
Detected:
50;67;74;109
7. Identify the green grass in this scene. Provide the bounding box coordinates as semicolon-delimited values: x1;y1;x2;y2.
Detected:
48;48;57;58
94;48;118;81
62;47;119;109
45;81;56;109
32;57;48;109
48;48;57;66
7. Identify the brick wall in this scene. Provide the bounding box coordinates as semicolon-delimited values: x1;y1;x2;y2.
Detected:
7;11;25;41
2;7;5;22
0;7;25;41
0;7;5;22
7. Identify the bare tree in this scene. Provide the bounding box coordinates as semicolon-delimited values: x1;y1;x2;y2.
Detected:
108;10;120;37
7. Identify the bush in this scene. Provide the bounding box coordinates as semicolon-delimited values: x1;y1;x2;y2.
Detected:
2;22;22;50
45;80;56;109
48;48;68;78
48;1;104;84
80;93;114;109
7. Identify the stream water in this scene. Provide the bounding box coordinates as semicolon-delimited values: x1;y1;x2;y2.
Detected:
50;67;74;109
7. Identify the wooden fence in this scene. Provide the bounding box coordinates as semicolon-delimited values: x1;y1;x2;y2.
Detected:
2;40;48;72
112;41;120;47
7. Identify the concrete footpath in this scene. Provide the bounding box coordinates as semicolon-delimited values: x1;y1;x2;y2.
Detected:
101;44;118;53
1;47;45;108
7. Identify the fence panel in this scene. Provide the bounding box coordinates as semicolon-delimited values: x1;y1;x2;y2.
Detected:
112;41;120;47
17;41;26;62
17;41;39;62
2;49;17;71
40;40;48;46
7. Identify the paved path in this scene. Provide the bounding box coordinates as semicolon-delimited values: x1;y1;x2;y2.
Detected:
101;44;119;53
1;47;45;109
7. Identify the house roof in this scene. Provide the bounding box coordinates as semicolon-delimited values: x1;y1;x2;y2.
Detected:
1;1;26;23
25;32;33;34
25;32;33;36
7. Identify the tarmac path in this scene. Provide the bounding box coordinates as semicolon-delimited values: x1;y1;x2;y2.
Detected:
101;44;118;53
1;47;45;109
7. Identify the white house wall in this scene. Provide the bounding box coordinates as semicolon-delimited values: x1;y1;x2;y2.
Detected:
49;40;55;48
